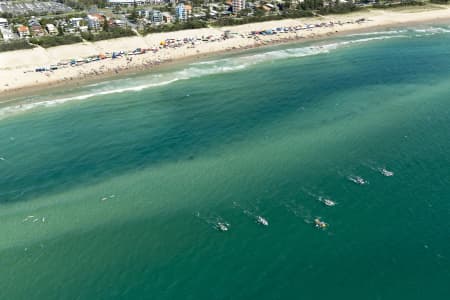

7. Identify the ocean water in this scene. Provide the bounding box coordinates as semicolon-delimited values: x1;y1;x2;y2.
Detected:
1;25;450;299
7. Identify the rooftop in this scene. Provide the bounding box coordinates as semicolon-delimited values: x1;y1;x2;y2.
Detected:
17;25;29;32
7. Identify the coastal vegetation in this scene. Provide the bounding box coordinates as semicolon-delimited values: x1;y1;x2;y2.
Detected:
0;39;35;52
81;27;136;41
142;20;207;34
372;0;427;8
29;35;83;48
212;10;314;26
316;1;361;14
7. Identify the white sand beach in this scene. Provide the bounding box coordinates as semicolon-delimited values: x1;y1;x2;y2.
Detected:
1;6;449;96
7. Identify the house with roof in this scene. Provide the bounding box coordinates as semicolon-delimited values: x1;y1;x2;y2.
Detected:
26;18;45;36
30;24;45;37
161;12;173;24
0;27;15;42
87;14;105;31
0;17;9;28
112;19;126;27
262;3;275;11
31;25;45;36
70;17;84;28
107;0;147;6
46;24;58;35
184;4;193;19
28;18;39;27
17;25;31;38
149;10;162;25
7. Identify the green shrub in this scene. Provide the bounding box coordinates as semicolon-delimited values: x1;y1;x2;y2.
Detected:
81;28;136;41
211;11;314;27
29;35;82;48
143;20;208;34
319;3;360;14
373;0;427;8
0;40;35;52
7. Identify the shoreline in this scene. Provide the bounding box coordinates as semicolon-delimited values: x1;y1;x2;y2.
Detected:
0;34;336;101
1;6;449;101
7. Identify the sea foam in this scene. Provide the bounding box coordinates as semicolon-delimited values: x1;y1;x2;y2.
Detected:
0;29;444;119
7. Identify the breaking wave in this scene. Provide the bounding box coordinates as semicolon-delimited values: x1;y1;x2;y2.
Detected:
0;79;178;118
413;26;450;34
1;27;447;119
347;30;408;37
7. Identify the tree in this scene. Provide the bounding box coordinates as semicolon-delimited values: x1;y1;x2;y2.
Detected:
285;0;293;9
58;25;64;36
113;5;121;14
103;17;109;32
254;8;265;17
129;1;138;23
238;8;252;17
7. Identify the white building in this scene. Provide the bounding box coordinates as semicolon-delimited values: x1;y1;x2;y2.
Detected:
107;0;147;5
232;0;246;12
70;17;84;28
175;3;191;22
0;17;8;28
175;3;187;22
46;24;58;35
0;27;15;41
150;10;162;25
113;19;126;27
87;14;103;30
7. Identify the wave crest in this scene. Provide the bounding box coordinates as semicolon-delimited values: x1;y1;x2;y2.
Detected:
1;30;440;119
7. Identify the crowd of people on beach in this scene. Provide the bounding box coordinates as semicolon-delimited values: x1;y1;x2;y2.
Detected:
247;18;367;36
31;33;231;74
30;18;369;76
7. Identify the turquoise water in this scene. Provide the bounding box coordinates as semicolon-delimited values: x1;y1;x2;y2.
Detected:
1;25;450;299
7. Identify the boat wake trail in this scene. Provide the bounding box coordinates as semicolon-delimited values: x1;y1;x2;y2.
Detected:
301;187;337;207
194;212;230;232
233;201;269;226
362;160;395;177
280;198;313;224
